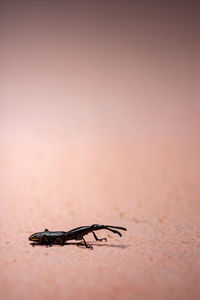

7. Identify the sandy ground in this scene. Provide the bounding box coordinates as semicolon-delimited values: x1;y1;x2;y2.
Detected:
1;138;200;300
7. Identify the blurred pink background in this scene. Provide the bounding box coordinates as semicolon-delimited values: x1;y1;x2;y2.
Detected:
1;2;200;300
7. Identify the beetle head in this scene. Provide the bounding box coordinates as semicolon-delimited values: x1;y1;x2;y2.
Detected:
29;232;41;242
91;224;102;230
91;224;99;228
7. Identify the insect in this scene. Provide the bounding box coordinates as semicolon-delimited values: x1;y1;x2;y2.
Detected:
29;224;127;249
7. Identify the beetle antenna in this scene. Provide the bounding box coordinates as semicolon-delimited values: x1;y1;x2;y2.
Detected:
105;225;127;231
104;227;123;237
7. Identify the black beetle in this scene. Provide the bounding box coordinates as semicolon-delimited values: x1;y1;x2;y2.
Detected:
29;224;127;249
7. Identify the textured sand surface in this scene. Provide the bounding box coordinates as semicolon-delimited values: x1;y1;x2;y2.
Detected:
1;139;200;300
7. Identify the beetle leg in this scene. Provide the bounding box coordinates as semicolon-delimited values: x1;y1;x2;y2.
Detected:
55;237;65;246
45;243;53;247
92;231;107;242
82;237;93;249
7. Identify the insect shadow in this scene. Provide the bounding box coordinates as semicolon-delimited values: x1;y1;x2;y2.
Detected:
30;241;130;249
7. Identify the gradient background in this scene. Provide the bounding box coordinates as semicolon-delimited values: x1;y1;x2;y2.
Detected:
1;1;200;300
